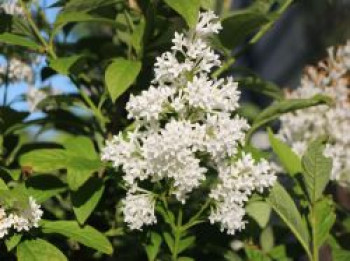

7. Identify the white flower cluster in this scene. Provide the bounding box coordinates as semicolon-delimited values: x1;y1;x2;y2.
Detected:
26;85;61;112
0;197;43;239
102;11;276;233
0;58;34;85
0;0;24;16
279;41;350;184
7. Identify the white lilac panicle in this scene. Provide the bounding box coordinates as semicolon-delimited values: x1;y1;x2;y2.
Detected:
209;154;276;234
102;11;277;233
0;0;24;16
122;190;157;230
278;41;350;183
0;197;43;239
0;207;12;239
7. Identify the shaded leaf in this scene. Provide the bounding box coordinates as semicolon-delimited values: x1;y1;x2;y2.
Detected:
219;2;270;49
328;237;350;261
49;55;87;76
178;258;195;261
64;0;118;13
25;175;67;203
71;177;104;224
163;0;201;28
52;12;124;38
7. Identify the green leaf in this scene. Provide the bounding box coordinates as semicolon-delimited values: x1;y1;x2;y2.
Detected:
145;232;162;261
219;2;270;49
52;12;124;38
268;129;302;176
0;186;30;209
71;177;104;224
178;258;195;261
0;13;32;37
178;236;195;254
0;33;41;51
269;245;290;261
49;55;86;76
17;238;67;261
246;200;272;228
62;136;98;160
310;198;336;250
25;175;67;203
301;139;332;202
260;226;274;252
55;12;119;27
200;0;215;10
63;0;118;13
41;220;113;255
163;232;174;253
20;137;103;190
19;149;67;172
0;177;8;190
267;182;311;257
328;237;350;261
5;234;22;251
224;251;243;261
63;136;102;190
66;158;102;191
0;167;21;181
237;73;283;100
247;95;332;140
163;0;201;28
131;17;146;57
0;105;29;134
244;246;271;261
105;58;141;102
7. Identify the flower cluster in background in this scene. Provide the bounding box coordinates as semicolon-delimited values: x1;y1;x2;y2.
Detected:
0;58;34;85
279;41;350;185
0;55;59;111
0;197;43;239
102;11;277;234
0;0;24;16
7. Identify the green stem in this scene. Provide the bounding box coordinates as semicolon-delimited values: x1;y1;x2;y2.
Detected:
183;199;211;230
20;0;57;59
310;206;318;261
172;208;183;261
